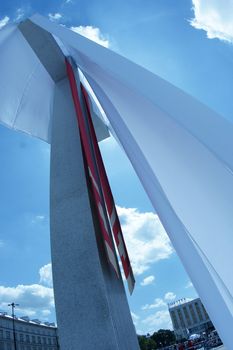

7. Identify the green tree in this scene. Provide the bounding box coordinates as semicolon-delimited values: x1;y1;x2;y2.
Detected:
138;335;157;350
151;329;176;348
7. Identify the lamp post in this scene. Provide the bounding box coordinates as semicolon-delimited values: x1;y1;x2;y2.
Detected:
8;302;19;350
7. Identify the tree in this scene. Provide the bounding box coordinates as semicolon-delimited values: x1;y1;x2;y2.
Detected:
151;329;176;347
138;335;157;350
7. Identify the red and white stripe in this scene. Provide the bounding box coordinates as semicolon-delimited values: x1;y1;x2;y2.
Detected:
66;59;119;277
81;85;135;294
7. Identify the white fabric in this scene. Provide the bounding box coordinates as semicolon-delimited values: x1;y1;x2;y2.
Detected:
0;15;233;348
0;24;54;141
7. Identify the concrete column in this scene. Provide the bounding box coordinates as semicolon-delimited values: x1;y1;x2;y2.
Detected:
50;77;140;350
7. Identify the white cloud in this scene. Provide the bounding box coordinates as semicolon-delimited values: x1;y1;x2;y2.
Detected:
48;13;62;22
142;293;176;312
36;215;45;220
0;240;4;247
142;298;166;310
39;263;53;287
185;297;193;302
164;292;176;301
0;284;54;318
31;215;45;224
71;26;109;47
142;310;172;331
190;0;233;43
185;281;193;289
0;263;55;320
117;207;173;275
0;16;9;29
41;309;51;317
131;312;139;326
15;8;25;21
140;275;155;287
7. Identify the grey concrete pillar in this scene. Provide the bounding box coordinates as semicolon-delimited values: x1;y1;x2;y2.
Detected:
50;77;140;350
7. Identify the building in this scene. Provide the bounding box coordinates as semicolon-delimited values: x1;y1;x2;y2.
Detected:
0;312;59;350
168;298;214;340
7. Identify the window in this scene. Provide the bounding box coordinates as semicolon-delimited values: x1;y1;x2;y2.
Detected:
189;304;197;324
37;336;41;344
48;338;51;345
0;342;4;350
6;331;10;339
32;336;35;344
26;335;30;343
195;302;203;322
177;309;185;328
183;306;192;326
20;334;24;342
6;343;11;350
0;330;3;339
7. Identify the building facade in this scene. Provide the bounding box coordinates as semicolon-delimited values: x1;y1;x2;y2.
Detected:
0;312;59;350
168;298;214;340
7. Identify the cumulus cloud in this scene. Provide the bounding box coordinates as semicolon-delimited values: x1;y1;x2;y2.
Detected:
0;284;54;318
15;8;25;21
0;263;55;320
185;281;193;289
0;16;9;29
48;13;62;22
164;292;176;301
142;292;176;313
140;275;155;287
39;263;53;287
142;298;166;310
41;309;51;317
71;26;109;47
131;311;139;326
31;215;45;224
117;207;173;275
190;0;233;43
142;310;172;331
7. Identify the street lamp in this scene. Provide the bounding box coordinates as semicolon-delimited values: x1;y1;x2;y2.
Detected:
8;302;19;350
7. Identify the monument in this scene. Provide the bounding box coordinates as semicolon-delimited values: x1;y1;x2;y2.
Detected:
0;14;233;350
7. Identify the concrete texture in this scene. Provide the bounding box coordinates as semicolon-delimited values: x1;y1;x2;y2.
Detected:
50;77;140;350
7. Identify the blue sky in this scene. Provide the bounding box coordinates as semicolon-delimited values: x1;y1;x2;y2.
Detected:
0;0;233;334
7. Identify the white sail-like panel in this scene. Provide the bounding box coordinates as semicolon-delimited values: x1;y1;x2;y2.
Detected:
0;24;54;141
84;74;233;326
31;14;233;171
0;14;232;348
